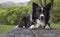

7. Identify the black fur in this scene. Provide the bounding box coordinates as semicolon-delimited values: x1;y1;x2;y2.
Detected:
43;3;51;27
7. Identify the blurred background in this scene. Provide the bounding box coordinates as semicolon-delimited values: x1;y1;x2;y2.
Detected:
0;0;60;34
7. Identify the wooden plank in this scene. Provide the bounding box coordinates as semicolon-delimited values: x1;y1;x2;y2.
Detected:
1;28;34;37
32;29;60;37
1;28;60;37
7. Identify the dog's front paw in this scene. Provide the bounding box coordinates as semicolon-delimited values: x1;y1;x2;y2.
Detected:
45;25;50;30
29;25;35;29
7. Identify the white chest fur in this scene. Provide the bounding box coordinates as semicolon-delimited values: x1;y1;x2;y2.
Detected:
29;19;45;29
35;19;45;28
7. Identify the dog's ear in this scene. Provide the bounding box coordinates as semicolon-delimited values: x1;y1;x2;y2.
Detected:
33;2;41;11
33;2;39;8
43;3;51;12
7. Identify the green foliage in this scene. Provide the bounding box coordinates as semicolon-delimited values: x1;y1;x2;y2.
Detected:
0;5;32;25
51;23;60;28
0;0;60;25
52;0;60;23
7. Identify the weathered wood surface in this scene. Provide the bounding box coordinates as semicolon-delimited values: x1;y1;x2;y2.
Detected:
0;28;60;37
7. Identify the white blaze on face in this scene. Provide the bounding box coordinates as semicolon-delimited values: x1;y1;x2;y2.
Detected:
41;7;43;11
39;7;44;19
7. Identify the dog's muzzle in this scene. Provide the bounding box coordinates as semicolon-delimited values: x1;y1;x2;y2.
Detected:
39;14;45;20
41;16;44;20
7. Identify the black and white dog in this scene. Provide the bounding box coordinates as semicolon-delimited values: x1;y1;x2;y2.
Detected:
15;2;51;30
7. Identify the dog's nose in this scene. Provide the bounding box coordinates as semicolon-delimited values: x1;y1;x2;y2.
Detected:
40;14;44;20
41;16;44;19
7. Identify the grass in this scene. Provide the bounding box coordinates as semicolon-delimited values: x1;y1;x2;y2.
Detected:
0;23;60;35
51;23;60;29
0;25;15;35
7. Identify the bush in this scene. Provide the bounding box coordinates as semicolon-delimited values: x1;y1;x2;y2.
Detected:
0;5;32;25
0;0;60;25
52;1;60;23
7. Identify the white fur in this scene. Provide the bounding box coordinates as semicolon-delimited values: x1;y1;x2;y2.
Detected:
29;25;35;29
23;26;25;28
30;14;32;21
35;19;45;28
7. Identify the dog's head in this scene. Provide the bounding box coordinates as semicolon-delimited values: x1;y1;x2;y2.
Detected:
33;2;45;20
33;2;51;21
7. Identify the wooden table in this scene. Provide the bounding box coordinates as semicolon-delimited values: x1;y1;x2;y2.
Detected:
0;28;60;37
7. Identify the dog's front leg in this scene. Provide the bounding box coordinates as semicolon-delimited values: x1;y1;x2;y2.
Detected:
29;24;40;29
45;23;50;30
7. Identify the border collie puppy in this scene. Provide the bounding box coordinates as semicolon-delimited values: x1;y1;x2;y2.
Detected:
15;2;51;30
29;2;51;29
29;2;45;29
